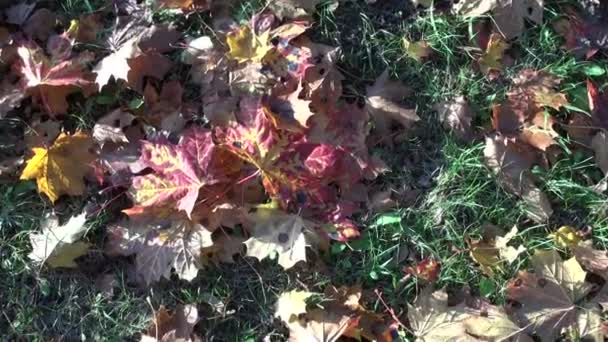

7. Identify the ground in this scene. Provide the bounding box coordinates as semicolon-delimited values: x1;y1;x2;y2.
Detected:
1;0;607;341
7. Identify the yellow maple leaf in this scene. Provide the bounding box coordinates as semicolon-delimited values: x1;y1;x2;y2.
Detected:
478;33;509;76
275;290;313;324
403;38;432;62
20;131;94;202
226;25;272;63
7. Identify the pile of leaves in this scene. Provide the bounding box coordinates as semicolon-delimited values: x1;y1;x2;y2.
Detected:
1;0;608;340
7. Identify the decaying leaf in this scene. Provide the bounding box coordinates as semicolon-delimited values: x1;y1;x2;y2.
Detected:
468;225;525;276
434;96;474;142
366;69;419;137
484;135;553;222
507;249;594;341
244;208;310;269
141;304;200;342
275;290;313;324
29;212;89;268
20;131;94;203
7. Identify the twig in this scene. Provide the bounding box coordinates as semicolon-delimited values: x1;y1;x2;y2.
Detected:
374;289;408;331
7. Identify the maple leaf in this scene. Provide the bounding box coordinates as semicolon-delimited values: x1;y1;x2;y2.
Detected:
20;131;94;203
548;226;583;248
477;33;509;77
553;10;608;59
129;127;236;216
467;225;525;276
434;96;475;142
244;208;310;269
275;290;313;324
268;83;315;129
507;249;594;341
93;109;136;145
303;44;344;113
484;134;553;222
366;69;419;137
106;216;214;285
15;44;96;115
408;286;524;341
404;258;440;283
403;38;432;62
571;240;608;280
29;212;89;268
141;304;200;342
226;25;273;63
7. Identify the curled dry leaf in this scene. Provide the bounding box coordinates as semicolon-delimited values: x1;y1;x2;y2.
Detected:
29;212;89;268
141;304;200;342
484;135;552;222
366;69;419;138
434;96;474;142
20;131;94;203
507;249;596;342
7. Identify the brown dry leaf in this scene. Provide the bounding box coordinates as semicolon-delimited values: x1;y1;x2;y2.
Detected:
305;45;344;113
591;131;608;176
141;304;200;342
478;33;509;77
519;111;559;151
127;53;173;93
510;70;568;111
23;9;56;42
434;96;474;142
484;135;552;222
571;240;608;280
366;69;419;136
507;249;594;342
20;131;94;203
567;112;594;147
467;225;525;276
154;0;210;11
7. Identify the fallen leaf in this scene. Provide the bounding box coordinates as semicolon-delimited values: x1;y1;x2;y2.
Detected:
366;69;419;137
403;38;432;62
23;8;56;42
478;33;509;77
519;111;559;151
29;212;89;268
127;53;173;93
94;37;141;89
20;131;94;203
468;225;525;276
507;249;594;341
0;79;25;118
106;216;214;285
141;304;200;342
587;80;608;130
484;135;553;222
571;240;608;279
434;96;474;142
4;2;36;25
404;258;440;282
93;109;136;145
154;0;210;11
275;290;313;324
244;208;310;269
16;44;96;115
548;226;583;248
226;25;272;63
592;131;608;176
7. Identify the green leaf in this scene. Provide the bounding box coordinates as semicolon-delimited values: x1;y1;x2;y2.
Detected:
373;213;401;227
579;64;606;77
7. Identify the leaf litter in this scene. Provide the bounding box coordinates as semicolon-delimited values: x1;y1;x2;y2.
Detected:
2;0;608;340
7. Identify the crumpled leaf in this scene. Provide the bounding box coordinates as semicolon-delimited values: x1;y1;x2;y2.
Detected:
468;225;525;276
226;25;272;63
141;304;200;342
29;212;89;268
275;290;313;324
484;135;553;222
106;216;214;285
434;96;474;142
20;131;94;203
507;249;594;342
366;69;419;137
15;44;96;115
244;208;310;269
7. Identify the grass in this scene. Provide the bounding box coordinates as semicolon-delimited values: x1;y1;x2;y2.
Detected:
1;0;608;340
